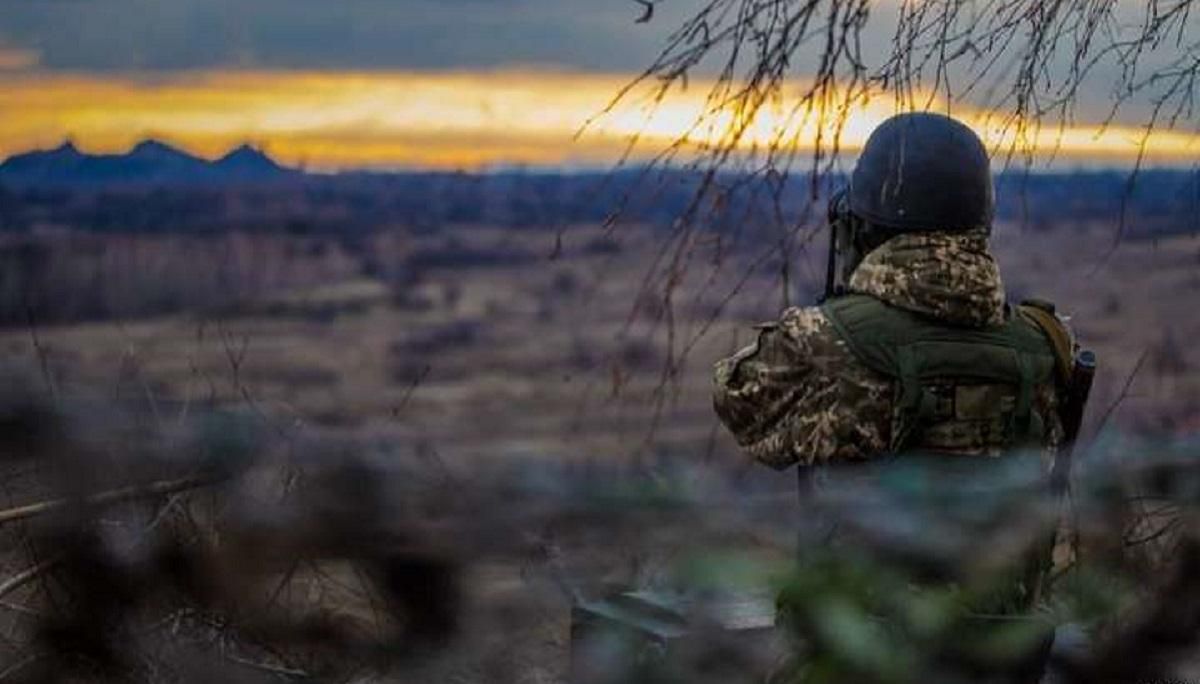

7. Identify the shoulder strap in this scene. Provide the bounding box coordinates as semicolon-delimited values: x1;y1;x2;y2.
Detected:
1017;301;1074;390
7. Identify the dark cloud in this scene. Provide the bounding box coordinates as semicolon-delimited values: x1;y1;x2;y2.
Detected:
0;0;687;72
0;0;1189;128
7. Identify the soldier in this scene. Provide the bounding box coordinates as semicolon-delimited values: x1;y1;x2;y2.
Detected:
712;112;1087;682
714;111;1073;472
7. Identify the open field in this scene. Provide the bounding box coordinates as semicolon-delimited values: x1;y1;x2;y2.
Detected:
2;220;1197;466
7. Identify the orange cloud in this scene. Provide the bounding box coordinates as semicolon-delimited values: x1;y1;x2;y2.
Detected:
0;70;1195;170
0;47;39;71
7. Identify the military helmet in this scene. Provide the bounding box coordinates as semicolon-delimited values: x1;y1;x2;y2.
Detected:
849;112;994;233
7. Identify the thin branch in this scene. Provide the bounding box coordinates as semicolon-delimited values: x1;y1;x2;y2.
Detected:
1091;348;1150;439
0;473;223;527
0;554;64;602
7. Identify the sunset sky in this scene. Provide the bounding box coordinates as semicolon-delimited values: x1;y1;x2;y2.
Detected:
0;0;1196;170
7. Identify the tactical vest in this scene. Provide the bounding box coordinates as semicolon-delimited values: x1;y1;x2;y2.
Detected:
821;294;1062;455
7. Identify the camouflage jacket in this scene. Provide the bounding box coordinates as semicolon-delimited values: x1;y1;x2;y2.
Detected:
713;231;1063;469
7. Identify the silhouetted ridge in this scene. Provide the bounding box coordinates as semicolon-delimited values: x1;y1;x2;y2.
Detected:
0;141;88;179
0;140;295;185
215;145;285;177
50;141;82;157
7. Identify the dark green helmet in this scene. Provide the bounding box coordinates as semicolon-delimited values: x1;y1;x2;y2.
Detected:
849;112;994;233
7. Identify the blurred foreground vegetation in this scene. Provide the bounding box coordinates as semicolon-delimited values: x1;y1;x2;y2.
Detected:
0;364;1199;683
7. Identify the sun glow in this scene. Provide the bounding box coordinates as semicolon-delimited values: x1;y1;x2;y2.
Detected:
0;70;1195;170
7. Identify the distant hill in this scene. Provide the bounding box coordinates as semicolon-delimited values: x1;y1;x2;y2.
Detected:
0;140;296;186
0;142;1195;238
214;144;290;178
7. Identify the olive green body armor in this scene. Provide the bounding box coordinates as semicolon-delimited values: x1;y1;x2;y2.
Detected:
821;294;1059;454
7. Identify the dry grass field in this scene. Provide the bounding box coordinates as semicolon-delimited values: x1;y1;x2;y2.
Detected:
2;220;1195;467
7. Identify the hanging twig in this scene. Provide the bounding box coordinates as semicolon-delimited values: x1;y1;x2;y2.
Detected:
1091;348;1149;439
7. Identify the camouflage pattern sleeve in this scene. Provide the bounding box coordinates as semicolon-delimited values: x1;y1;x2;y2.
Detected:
712;306;893;469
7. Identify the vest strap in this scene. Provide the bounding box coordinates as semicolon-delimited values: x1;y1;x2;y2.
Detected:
897;345;922;412
1014;350;1035;433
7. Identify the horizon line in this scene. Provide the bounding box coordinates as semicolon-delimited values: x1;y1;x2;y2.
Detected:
1;69;1198;172
5;136;1196;178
